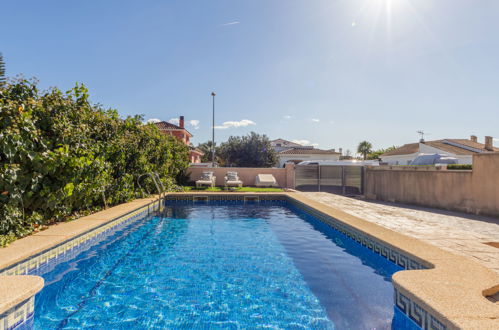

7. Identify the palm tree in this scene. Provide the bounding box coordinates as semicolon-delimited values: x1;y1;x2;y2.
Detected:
0;52;5;88
357;141;373;160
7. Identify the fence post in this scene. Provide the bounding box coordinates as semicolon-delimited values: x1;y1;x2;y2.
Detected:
361;166;365;195
342;166;346;195
318;165;321;192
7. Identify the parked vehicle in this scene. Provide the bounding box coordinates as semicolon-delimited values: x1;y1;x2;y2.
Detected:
296;160;379;166
410;153;459;166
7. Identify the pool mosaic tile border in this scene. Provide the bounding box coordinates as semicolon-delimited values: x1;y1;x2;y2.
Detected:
165;194;287;203
395;289;446;330
0;297;34;330
287;198;429;271
0;202;159;277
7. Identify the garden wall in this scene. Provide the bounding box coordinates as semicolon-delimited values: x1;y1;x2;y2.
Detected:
188;164;295;188
364;153;499;217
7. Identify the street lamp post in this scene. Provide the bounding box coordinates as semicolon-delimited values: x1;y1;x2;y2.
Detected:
211;92;216;167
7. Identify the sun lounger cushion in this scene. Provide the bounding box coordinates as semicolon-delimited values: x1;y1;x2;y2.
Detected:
226;172;238;181
200;172;213;180
255;174;277;187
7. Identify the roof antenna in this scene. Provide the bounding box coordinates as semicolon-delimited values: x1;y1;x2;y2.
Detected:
417;130;429;142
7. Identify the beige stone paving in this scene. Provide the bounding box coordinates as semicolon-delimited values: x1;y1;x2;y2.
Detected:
301;192;499;274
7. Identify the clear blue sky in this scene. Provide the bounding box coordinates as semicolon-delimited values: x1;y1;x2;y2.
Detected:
2;0;498;154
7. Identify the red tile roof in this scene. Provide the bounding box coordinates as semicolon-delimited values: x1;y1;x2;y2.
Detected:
154;121;192;137
381;139;498;157
155;121;181;130
381;143;419;156
445;139;499;152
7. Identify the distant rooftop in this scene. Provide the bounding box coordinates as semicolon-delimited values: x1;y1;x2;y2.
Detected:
154;121;192;137
382;136;498;157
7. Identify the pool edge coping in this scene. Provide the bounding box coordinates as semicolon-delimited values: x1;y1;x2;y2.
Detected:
283;192;499;330
0;192;497;329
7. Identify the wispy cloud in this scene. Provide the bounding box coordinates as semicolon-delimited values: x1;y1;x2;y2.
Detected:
311;118;320;123
188;119;200;130
221;21;240;26
214;119;255;129
291;139;319;148
167;117;200;129
283;115;292;119
146;118;161;124
168;118;180;125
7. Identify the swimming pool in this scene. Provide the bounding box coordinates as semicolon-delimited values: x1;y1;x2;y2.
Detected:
31;200;418;329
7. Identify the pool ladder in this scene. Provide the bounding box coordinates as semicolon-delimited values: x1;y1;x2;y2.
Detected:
137;172;166;211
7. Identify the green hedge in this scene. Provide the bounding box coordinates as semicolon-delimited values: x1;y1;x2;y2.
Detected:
0;79;189;245
447;164;472;170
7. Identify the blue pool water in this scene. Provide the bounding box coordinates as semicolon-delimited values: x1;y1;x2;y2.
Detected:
34;202;415;329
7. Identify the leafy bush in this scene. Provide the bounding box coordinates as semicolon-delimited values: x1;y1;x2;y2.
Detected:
0;79;189;245
217;132;278;167
447;164;472;170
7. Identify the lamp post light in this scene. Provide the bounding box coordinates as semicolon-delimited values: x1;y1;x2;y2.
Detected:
211;92;216;167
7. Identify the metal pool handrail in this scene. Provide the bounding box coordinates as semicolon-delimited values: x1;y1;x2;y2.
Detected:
137;172;164;208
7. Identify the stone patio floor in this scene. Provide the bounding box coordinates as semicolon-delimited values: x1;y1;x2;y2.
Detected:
301;192;499;274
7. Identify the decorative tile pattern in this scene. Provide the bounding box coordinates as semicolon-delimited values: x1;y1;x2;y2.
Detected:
287;198;445;330
164;194;287;204
0;297;34;330
286;198;430;271
0;202;160;277
395;289;446;330
0;200;161;330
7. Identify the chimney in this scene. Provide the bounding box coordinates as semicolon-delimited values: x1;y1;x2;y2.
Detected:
331;148;336;153
470;135;477;143
339;148;343;155
484;136;494;151
179;116;185;129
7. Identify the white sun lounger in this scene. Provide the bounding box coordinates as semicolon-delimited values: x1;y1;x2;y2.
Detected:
255;174;278;187
196;171;216;188
225;171;243;188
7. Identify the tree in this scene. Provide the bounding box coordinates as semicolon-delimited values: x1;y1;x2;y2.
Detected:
357;141;373;160
217;132;278;167
0;78;189;245
367;146;397;160
197;141;217;163
0;52;5;88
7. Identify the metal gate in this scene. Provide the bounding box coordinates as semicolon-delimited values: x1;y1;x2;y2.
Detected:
294;165;364;195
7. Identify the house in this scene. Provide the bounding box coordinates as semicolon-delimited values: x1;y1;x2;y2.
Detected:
154;116;204;163
277;148;342;167
270;139;304;152
380;135;498;165
270;139;341;167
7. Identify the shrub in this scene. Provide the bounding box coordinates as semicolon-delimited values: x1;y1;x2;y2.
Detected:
447;164;472;170
217;132;278;167
0;79;189;244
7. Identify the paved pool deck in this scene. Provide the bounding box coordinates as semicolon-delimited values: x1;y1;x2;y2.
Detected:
302;192;499;274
